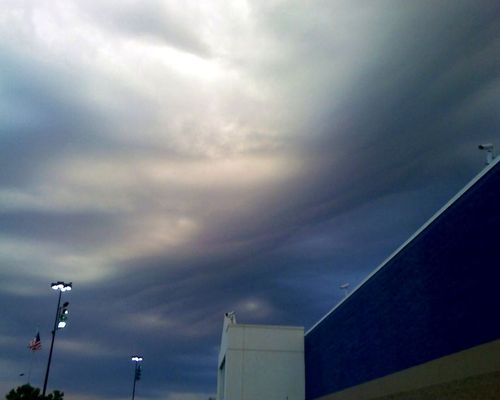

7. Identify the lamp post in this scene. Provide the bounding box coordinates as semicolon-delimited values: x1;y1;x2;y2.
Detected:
42;281;72;396
131;356;143;400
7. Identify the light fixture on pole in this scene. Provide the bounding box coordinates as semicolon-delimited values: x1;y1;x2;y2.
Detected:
57;302;70;329
42;281;72;396
131;355;143;400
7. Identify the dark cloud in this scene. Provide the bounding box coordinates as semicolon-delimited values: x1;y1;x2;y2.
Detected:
0;44;114;188
1;1;499;400
0;210;119;247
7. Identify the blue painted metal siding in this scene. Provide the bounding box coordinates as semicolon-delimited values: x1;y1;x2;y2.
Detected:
305;163;500;399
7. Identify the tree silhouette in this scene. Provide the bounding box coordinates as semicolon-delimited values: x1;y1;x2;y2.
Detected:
5;384;63;400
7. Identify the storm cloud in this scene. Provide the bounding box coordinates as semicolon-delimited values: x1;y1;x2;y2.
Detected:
1;1;499;399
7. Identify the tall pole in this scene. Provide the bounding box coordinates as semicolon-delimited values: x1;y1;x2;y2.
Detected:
27;349;35;383
42;290;62;396
130;356;142;400
131;362;138;400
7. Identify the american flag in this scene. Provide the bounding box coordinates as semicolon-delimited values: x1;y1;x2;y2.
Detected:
28;331;41;351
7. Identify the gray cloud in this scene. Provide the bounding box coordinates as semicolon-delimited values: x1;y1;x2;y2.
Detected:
78;0;211;57
1;1;499;399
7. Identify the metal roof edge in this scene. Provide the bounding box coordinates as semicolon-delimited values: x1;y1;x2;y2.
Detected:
305;157;500;336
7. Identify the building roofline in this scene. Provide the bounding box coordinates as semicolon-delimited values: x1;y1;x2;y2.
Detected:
306;157;500;336
228;323;304;331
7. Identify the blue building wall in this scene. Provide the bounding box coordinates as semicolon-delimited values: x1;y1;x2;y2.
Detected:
305;162;500;399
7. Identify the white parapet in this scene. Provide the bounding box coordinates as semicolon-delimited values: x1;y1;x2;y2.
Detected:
217;315;304;400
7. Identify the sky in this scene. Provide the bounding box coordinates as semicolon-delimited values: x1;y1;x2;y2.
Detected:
1;1;499;399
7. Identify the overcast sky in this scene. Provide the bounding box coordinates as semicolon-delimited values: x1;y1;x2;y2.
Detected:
1;1;499;399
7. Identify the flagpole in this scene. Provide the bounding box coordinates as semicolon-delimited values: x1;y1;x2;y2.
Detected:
27;328;41;385
27;349;35;384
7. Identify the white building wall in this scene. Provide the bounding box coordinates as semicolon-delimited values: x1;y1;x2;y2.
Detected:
217;316;304;400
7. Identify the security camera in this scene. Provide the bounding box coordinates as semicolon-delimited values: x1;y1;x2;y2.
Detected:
478;143;495;165
225;311;236;323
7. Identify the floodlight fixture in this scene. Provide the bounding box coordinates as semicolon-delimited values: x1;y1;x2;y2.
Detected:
131;356;143;362
57;321;67;329
51;281;72;291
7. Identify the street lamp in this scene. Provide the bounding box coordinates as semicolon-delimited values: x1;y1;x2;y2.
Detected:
131;355;143;400
42;281;72;396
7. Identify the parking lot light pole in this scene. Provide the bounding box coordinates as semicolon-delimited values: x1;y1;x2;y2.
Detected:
42;281;72;396
131;356;143;400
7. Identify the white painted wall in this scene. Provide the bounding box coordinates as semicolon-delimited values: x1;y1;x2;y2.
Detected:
217;316;304;400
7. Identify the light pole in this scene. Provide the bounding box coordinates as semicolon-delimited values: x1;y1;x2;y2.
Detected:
42;281;72;396
131;356;143;400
